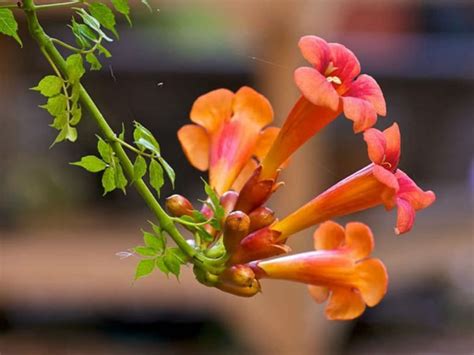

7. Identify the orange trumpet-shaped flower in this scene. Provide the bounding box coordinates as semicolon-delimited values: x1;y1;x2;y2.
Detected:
272;123;435;238
178;87;279;195
260;35;386;179
250;221;388;320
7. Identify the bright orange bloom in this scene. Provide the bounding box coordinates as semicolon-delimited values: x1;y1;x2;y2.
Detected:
260;35;386;179
178;87;279;195
250;221;388;320
272;123;435;238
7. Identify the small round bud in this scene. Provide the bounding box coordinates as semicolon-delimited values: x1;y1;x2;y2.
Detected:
223;211;250;253
220;190;239;216
248;206;276;232
165;194;194;217
219;265;255;287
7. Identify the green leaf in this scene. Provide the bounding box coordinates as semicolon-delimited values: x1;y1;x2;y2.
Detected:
115;162;128;193
118;123;125;140
163;248;184;278
133;122;160;153
70;18;97;48
133;246;157;257
76;8;113;42
149;221;167;247
135;259;155;280
71;155;107;172
50;112;68;130
85;53;102;71
155;256;168;275
32;75;63;97
0;9;22;47
88;2;118;38
203;179;225;222
149;159;164;196
102;166;116;194
41;94;68;116
143;231;165;253
70;105;82;126
65;54;85;84
157;156;175;189
97;137;113;163
133;155;147;181
97;44;112;58
111;0;131;26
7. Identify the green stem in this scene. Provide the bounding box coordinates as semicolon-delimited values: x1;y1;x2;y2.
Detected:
22;0;220;274
35;0;82;10
0;3;20;9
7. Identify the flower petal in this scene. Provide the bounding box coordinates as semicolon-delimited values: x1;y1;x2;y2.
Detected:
355;258;388;307
345;74;386;116
233;86;273;128
298;35;331;72
395;197;415;234
325;286;366;320
373;165;399;192
190;89;234;133
294;67;340;111
363;128;387;165
313;221;346;251
308;285;329;303
395;170;436;210
341;95;377;133
328;43;361;84
344;222;374;260
383;123;401;169
254;127;280;161
177;124;210;171
231;158;259;192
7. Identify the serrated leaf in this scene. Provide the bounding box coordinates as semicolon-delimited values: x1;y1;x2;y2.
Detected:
32;75;63;97
149;221;167;247
143;231;165;253
135;259;155;280
67;126;78;142
85;53;102;71
97;137;113;163
97;44;112;58
111;0;131;26
41;94;68;116
70;18;97;48
135;138;159;155
102;166;116;194
65;54;85;84
0;9;22;47
71;155;107;172
149;159;164;196
50;111;68;130
133;122;160;153
203;179;225;222
133;155;147;181
76;8;113;42
155;256;168;275
115;162;128;193
133;246;157;257
163;249;182;278
157;156;175;189
89;2;118;38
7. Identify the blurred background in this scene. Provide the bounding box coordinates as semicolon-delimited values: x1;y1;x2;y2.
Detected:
1;0;473;354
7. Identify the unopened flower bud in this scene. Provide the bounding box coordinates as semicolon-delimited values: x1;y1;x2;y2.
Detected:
223;211;250;253
215;279;261;298
165;194;194;217
220;190;239;216
219;265;255;288
248;206;276;232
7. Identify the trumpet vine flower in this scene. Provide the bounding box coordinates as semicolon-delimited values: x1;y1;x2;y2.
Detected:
250;221;388;320
260;35;386;179
272;123;436;238
178;87;279;195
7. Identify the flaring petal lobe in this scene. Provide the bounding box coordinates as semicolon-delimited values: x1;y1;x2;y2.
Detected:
328;43;361;83
254;127;280;161
395;170;436;210
383;123;401;169
295;67;340;111
345;74;386;116
325;286;366;320
308;285;330;304
373;165;399;192
344;222;374;260
233;86;273;128
341;96;377;133
177;124;210;171
363;128;386;165
298;35;331;72
190;89;234;133
395;197;415;234
355;258;388;307
313;221;345;250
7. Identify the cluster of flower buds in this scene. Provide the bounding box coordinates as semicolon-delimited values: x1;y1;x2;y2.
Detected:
173;36;435;320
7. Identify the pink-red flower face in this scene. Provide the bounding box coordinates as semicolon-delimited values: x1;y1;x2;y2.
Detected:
251;221;388;320
296;35;386;133
178;87;279;195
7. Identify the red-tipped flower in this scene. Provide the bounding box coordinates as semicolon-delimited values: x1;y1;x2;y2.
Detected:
251;221;388;320
273;123;435;237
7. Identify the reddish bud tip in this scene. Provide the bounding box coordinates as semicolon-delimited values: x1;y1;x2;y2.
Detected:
215;279;261;298
248;206;276;232
219;264;256;287
224;211;251;253
220;190;239;215
165;194;194;217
